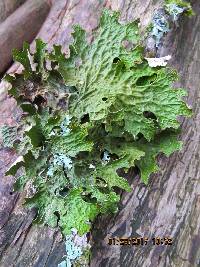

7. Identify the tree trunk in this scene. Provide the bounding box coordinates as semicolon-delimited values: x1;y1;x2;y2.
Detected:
0;0;27;23
0;1;199;267
0;0;50;74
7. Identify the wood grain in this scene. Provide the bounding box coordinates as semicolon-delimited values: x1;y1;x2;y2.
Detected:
0;0;26;23
91;1;200;266
0;0;50;74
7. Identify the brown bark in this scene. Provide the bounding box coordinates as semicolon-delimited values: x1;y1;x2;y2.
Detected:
0;0;199;267
0;0;27;23
91;1;200;267
0;0;51;74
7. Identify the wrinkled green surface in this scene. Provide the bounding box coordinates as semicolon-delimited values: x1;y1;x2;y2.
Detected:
50;10;191;141
136;131;182;183
26;188;98;235
5;10;191;235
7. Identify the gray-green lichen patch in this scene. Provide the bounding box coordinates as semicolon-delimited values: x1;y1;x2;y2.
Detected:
4;9;192;260
165;3;187;21
148;0;193;50
58;229;90;267
165;0;194;18
151;9;170;48
0;125;17;148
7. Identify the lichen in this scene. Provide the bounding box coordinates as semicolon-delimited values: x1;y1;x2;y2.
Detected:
5;7;191;242
47;154;72;177
149;1;194;49
58;229;90;267
165;3;186;21
151;9;170;48
60;115;71;136
145;55;171;67
74;248;91;267
165;0;194;18
0;125;17;148
102;150;110;164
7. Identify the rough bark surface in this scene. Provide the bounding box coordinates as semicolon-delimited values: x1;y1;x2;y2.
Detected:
0;0;27;23
0;0;199;267
0;0;50;74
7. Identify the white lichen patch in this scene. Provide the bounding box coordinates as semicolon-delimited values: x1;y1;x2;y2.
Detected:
102;150;110;165
60;115;71;136
145;55;172;67
89;164;95;169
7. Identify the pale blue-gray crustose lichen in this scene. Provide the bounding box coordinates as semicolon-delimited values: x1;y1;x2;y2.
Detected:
47;154;73;177
58;229;89;267
166;3;187;21
47;115;72;176
151;4;187;47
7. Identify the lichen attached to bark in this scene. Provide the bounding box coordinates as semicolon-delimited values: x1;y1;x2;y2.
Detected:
4;9;191;239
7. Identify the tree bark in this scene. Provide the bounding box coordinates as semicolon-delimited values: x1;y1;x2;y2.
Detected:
0;0;51;74
0;0;199;267
0;0;27;23
91;1;200;267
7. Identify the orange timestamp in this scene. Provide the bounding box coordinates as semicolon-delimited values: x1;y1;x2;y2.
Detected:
107;237;173;246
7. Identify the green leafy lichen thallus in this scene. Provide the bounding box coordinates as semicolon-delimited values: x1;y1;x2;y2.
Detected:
5;10;191;236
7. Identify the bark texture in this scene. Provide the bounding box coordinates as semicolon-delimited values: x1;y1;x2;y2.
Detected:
0;0;27;23
0;0;199;267
0;0;50;74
